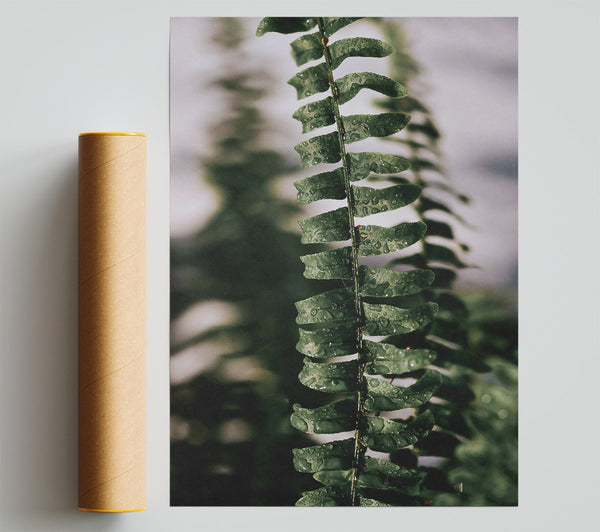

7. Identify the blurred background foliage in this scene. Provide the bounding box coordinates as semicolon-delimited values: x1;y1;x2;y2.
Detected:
170;18;324;505
170;17;517;506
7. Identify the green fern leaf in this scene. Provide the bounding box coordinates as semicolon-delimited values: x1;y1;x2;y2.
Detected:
288;63;329;99
290;399;356;434
295;485;348;506
364;340;437;375
337;72;407;104
364;410;436;452
348;152;411;179
295;287;355;325
290;32;323;66
293;97;334;132
294;131;341;167
322;17;364;35
294;167;346;203
329;38;394;69
296;323;356;358
259;16;444;506
292;439;355;473
300;247;353;279
352;183;421;216
256;17;316;36
357;457;425;494
343;113;410;143
357;222;426;256
364;370;442;411
363;302;439;335
359;266;434;297
423;218;454;239
298;207;349;243
299;358;359;393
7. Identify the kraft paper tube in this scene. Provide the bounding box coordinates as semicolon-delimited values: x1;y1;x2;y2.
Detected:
78;132;146;512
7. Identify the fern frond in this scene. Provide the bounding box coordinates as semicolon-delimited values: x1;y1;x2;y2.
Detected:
259;16;442;506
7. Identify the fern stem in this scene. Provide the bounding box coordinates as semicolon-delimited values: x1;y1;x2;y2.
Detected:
317;17;366;506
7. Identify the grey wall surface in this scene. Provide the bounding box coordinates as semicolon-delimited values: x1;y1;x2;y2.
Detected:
1;1;598;531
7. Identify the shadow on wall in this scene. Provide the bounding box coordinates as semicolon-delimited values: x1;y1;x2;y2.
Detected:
0;147;118;529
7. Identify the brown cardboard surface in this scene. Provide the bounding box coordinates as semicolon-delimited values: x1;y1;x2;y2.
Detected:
78;133;146;512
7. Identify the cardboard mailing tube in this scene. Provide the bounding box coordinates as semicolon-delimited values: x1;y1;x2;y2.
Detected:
78;132;146;512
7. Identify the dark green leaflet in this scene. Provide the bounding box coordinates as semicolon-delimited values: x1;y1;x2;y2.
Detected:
352;183;421;216
423;403;471;437
294;131;341;167
295;287;355;325
296;485;391;506
290;32;323;66
363;302;439;336
409;158;442;173
425;243;469;268
298;207;349;244
430;340;491;372
413;431;461;458
337;72;407;104
424;218;454;239
294;167;345;204
357;222;426;256
329;38;394;70
343;113;411;144
295;485;348;506
429;267;457;288
364;410;436;452
293;97;335;133
299;358;359;393
292;439;355;473
359;266;434;297
296;323;356;358
348;152;411;180
322;17;364;35
407;118;440;140
295;168;420;207
256;17;316;36
290;399;357;434
358;456;426;492
288;63;329;99
258;16;441;507
300;246;352;279
364;339;437;375
420;196;467;223
364;370;442;411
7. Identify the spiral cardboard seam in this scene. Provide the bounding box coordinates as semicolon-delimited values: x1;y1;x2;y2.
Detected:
78;132;146;512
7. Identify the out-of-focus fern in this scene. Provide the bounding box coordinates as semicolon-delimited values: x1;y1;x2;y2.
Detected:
435;291;518;505
170;18;319;505
258;17;445;506
363;19;476;502
373;19;517;505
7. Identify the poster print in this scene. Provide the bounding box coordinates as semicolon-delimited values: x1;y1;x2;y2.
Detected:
170;17;517;506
